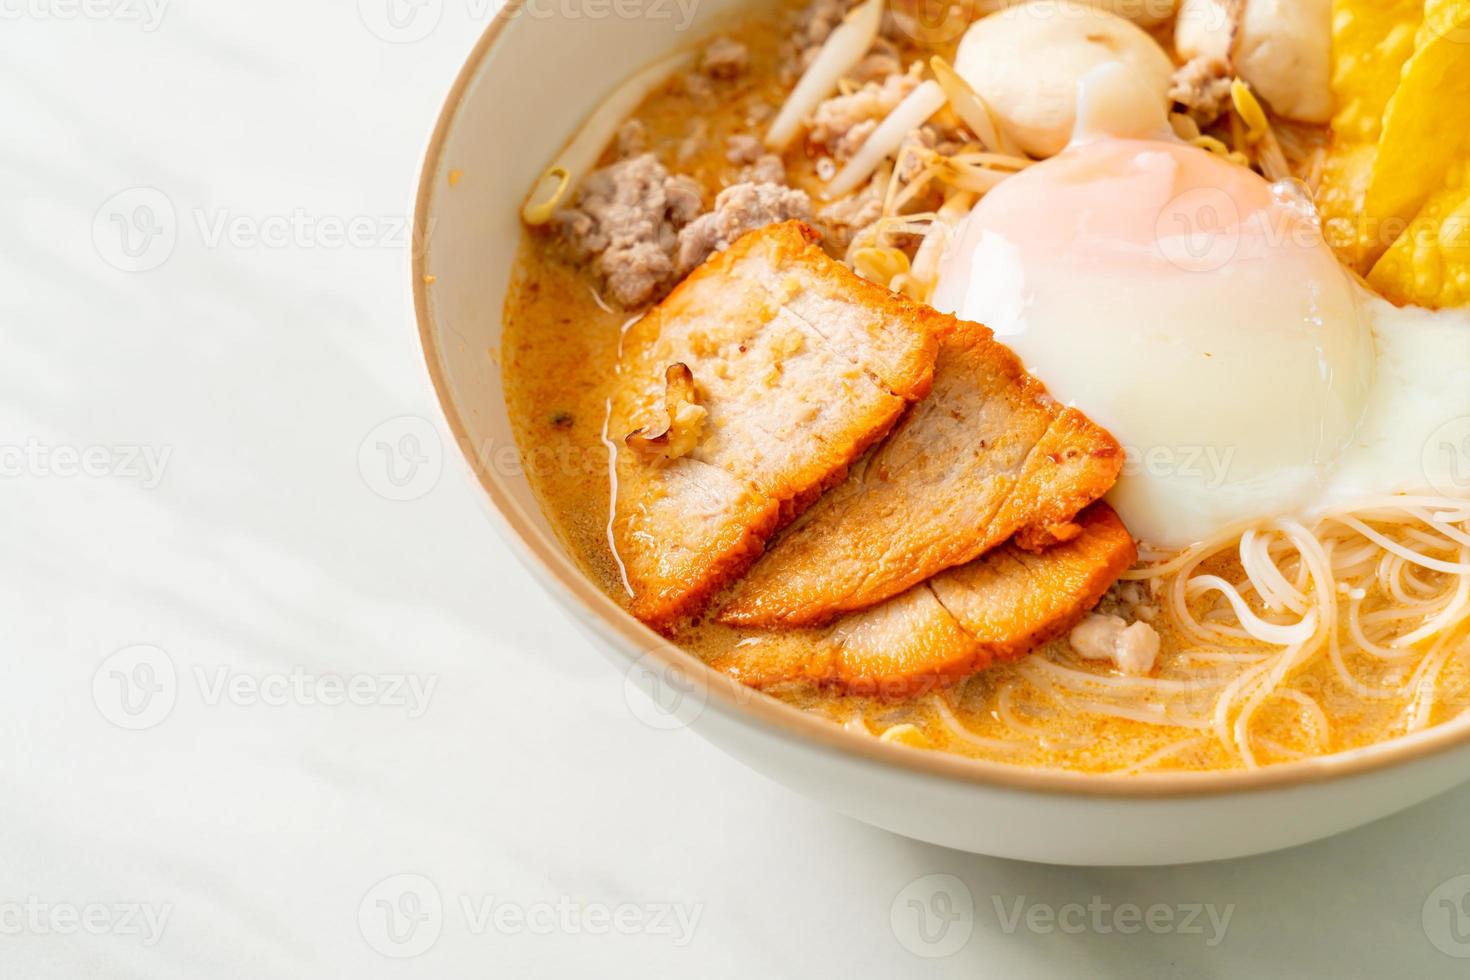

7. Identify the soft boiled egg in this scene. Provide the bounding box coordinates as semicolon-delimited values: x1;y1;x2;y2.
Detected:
931;66;1470;548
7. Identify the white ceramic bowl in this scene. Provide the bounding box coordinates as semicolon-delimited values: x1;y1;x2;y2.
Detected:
413;2;1470;865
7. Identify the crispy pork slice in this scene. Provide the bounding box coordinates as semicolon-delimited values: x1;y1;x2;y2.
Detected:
709;503;1137;698
720;318;1123;629
609;221;939;627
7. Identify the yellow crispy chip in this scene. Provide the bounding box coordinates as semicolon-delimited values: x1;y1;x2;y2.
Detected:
1360;1;1470;268
1423;0;1470;42
1329;0;1424;143
1318;0;1424;269
1320;143;1381;268
1368;160;1470;308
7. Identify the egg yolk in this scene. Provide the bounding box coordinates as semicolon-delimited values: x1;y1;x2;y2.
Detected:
932;138;1374;547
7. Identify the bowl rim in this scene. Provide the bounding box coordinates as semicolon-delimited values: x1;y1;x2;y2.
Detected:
412;1;1470;800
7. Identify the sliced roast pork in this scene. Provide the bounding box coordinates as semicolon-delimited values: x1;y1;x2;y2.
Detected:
608;221;940;627
720;318;1124;629
710;503;1138;697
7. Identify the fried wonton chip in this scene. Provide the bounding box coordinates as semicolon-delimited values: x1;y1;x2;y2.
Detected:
1358;1;1470;269
1368;159;1470;307
1330;0;1424;143
1317;0;1423;268
1319;143;1383;268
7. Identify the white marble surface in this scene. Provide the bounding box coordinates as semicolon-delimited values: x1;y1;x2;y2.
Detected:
7;2;1470;976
